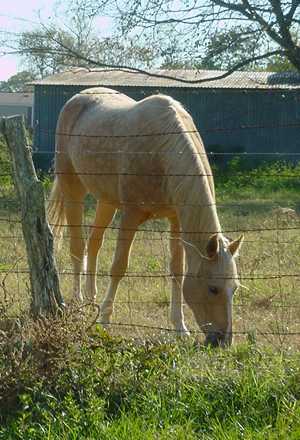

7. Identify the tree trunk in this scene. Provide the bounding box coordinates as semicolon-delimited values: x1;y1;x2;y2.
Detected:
0;115;64;316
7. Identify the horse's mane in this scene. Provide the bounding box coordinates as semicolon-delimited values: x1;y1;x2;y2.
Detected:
142;95;221;242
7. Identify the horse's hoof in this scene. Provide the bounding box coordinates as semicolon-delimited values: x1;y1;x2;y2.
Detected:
98;315;111;330
177;330;191;337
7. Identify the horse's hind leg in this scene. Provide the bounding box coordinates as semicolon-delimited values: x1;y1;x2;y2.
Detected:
169;217;189;336
64;196;86;302
86;201;116;301
100;209;148;325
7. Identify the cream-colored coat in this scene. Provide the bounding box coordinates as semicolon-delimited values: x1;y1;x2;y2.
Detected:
49;87;243;346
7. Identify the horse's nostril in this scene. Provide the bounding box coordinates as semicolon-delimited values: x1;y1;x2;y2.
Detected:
205;332;222;347
205;332;232;348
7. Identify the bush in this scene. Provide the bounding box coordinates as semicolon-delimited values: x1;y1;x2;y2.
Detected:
0;135;13;191
214;157;300;197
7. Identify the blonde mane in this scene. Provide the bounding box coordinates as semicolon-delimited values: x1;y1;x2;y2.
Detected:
149;95;222;248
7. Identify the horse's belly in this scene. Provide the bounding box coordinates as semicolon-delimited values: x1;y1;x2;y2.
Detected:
69;146;172;213
79;174;120;204
80;173;172;215
121;178;171;213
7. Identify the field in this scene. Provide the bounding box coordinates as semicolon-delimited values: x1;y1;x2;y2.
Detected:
0;138;300;438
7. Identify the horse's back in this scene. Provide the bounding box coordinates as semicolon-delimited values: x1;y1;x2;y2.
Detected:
56;87;135;135
54;87;214;212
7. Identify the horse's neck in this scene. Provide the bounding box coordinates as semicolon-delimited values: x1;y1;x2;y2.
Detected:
168;142;222;272
180;204;221;272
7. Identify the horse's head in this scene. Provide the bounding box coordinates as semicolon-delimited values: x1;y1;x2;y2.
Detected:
183;234;244;347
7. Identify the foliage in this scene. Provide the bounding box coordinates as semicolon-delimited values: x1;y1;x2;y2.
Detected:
3;0;300;77
0;71;35;93
12;0;158;79
116;0;300;73
266;55;298;73
199;27;262;71
0;135;13;192
18;30;157;78
213;158;300;199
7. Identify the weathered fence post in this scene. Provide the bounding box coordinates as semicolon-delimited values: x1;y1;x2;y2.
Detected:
0;115;64;316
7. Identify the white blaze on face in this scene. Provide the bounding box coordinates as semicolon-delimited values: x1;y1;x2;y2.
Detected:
226;287;234;335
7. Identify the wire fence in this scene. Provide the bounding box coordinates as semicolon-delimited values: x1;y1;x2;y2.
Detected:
0;120;300;350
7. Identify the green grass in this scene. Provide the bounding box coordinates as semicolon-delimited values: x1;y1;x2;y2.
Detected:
214;157;300;204
0;326;299;439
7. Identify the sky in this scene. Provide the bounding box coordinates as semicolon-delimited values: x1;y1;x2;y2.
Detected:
0;0;112;81
0;0;58;80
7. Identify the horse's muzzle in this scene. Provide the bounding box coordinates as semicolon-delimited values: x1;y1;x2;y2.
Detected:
204;331;232;348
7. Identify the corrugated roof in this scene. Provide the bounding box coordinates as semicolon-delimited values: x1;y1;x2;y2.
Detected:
31;68;300;90
0;92;33;106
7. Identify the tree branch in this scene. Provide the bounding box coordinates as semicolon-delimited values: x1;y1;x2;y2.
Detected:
269;0;294;47
22;37;284;84
286;0;300;25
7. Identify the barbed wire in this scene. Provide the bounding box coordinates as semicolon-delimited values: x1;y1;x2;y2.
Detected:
2;170;300;179
1;197;300;212
35;120;300;137
2;127;300;345
32;150;300;156
0;234;299;245
0;172;299;179
90;321;300;337
0;217;300;235
0;268;299;280
60;299;300;309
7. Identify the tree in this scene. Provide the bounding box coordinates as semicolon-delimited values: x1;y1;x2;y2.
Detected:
18;29;157;77
0;0;157;79
114;0;300;78
266;54;297;71
0;71;35;92
198;27;261;70
1;0;299;84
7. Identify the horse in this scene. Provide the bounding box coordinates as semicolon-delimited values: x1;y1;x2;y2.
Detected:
48;87;243;347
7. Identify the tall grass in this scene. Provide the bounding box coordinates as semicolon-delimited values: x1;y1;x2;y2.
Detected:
0;315;299;439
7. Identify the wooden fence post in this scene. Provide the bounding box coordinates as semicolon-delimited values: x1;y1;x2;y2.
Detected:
0;115;64;316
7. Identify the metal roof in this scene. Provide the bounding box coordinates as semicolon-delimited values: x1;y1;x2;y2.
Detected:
0;92;33;106
31;68;300;90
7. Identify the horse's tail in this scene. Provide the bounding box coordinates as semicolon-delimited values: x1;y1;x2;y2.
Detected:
48;176;66;247
47;94;81;247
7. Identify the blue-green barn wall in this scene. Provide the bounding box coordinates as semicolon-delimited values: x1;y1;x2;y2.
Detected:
33;84;300;170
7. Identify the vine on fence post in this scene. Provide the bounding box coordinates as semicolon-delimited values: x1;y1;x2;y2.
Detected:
0;115;64;316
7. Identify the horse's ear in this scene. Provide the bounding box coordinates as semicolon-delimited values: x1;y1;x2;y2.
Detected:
206;234;219;259
228;234;244;257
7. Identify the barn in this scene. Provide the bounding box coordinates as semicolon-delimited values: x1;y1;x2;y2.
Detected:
31;68;300;170
0;92;33;127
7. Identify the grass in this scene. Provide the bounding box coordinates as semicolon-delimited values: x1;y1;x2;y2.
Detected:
0;135;300;438
0;317;299;439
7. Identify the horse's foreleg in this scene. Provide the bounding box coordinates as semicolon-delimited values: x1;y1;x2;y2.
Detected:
100;209;148;326
170;219;190;336
65;199;85;302
86;202;116;301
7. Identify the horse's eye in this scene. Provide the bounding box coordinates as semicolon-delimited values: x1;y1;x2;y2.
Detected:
208;286;219;295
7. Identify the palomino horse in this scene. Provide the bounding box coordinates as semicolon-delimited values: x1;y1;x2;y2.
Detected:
48;87;243;347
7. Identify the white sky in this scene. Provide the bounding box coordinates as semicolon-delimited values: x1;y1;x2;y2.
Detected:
0;0;112;81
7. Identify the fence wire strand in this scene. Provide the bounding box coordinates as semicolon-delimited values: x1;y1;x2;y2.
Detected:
1;122;300;347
